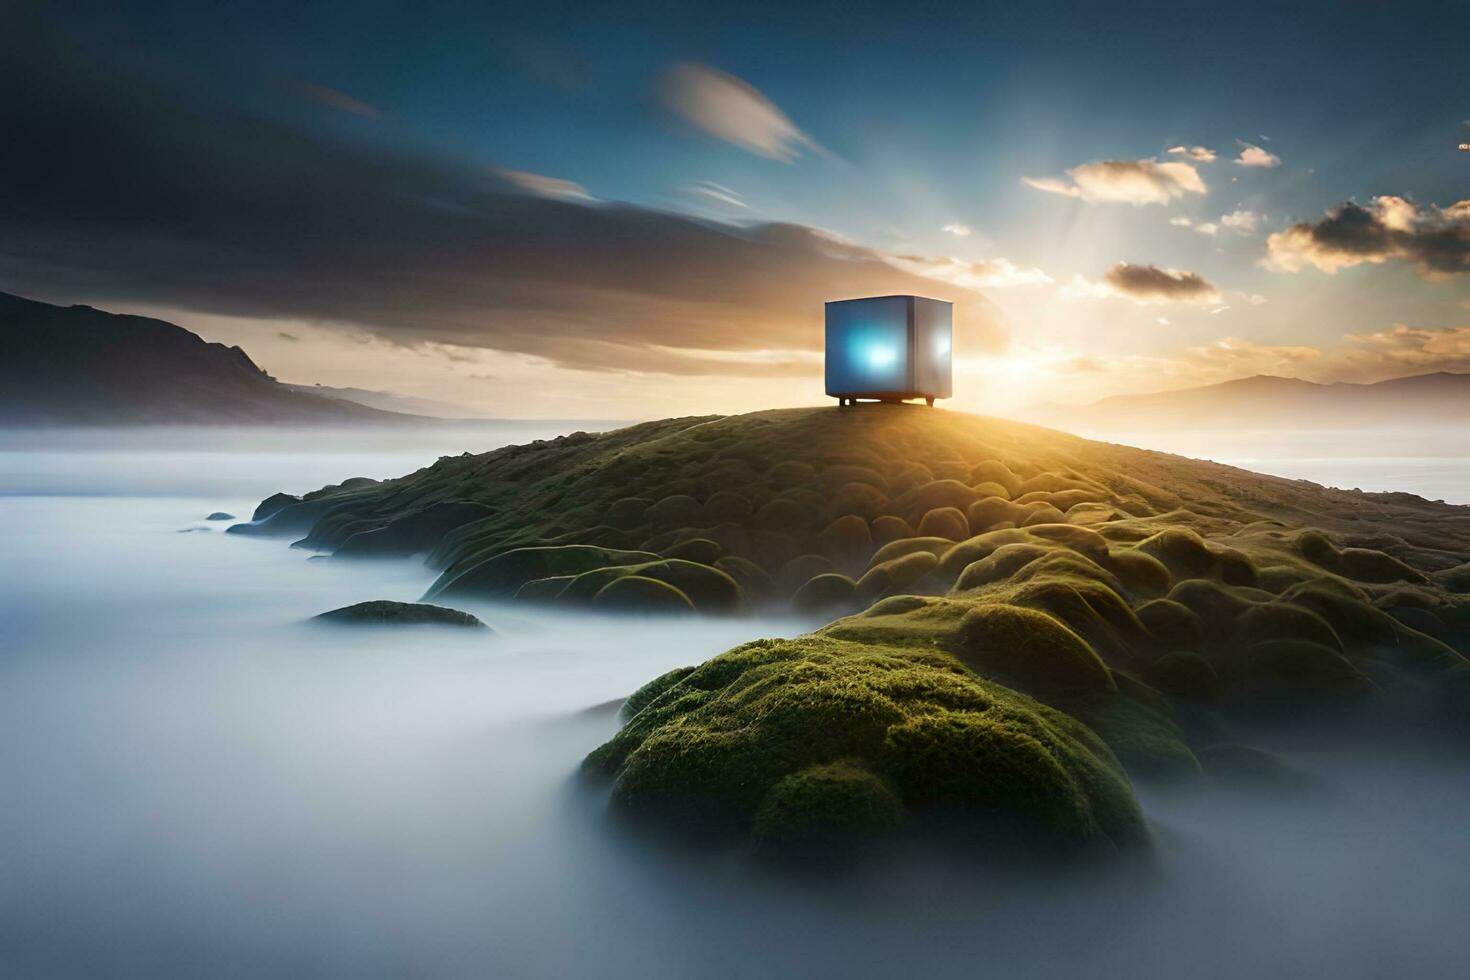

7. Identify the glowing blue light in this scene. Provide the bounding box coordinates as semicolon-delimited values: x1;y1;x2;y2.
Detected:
866;345;898;369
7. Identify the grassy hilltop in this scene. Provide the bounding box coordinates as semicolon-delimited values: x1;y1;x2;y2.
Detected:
245;406;1470;856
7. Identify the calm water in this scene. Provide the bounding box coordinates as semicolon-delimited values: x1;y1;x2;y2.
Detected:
2;426;1468;978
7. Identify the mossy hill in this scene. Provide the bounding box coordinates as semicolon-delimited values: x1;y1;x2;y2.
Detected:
244;406;1470;856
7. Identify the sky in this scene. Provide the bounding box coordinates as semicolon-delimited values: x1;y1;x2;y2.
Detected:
2;0;1468;418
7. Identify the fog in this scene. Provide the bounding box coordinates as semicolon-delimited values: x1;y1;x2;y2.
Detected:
1071;425;1470;504
2;428;1468;978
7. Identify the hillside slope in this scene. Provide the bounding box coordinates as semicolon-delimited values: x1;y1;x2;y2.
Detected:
243;406;1470;857
0;291;423;425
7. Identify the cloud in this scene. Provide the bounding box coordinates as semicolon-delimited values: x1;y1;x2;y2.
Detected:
1168;215;1219;235
1022;158;1207;205
1220;209;1260;233
887;254;1051;289
293;80;381;119
684;181;746;208
277;331;300;342
942;223;973;237
1067;263;1222;304
0;27;1005;379
1336;323;1470;379
657;62;822;162
1265;196;1470;278
492;168;595;201
1167;145;1217;162
1234;142;1281;167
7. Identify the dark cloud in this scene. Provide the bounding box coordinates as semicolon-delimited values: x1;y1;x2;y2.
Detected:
1266;197;1470;278
1102;263;1219;302
277;332;300;342
0;23;1004;378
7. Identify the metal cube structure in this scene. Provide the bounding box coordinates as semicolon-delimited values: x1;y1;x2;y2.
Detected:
825;295;952;406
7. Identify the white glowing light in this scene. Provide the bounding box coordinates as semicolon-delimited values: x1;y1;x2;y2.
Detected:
933;334;950;355
866;345;898;369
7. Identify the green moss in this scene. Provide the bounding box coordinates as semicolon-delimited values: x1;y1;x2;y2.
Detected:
966;496;1023;534
897;480;979;524
793;573;858;613
952;604;1115;699
1107;550;1173;597
818;515;874;569
768;460;817;489
585;636;1146;851
1136;598;1205;652
969;460;1022;497
828;482;889;521
1167;579;1259;639
648;494;702;527
1023;523;1110;562
870;535;955;567
870;515;914;547
937;527;1033;580
1135;528;1216;579
754;497;812;532
776;554;836;596
954;543;1052;591
593;575;696;613
1238;640;1374;702
702;490;752;523
752;760;904;852
623;666;697;717
426;545;660;600
970;480;1011;501
1058;691;1201;780
513;575;575;602
1019;503;1068;527
312;600;487;628
855;550;941;603
917;506;970;541
1236;602;1344;653
1145;651;1220;702
666;537;723;564
715;556;774;604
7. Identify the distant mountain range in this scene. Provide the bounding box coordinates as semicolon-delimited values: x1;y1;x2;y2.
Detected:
1037;373;1470;431
0;291;430;425
283;383;488;420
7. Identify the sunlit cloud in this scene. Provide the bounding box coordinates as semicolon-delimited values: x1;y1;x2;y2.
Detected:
685;181;747;208
1063;263;1220;304
1023;158;1207;205
657;62;823;162
492;168;596;201
1220;209;1261;233
1234;142;1281;167
942;223;973;237
1265;196;1470;277
887;254;1052;289
293;80;381;118
1167;145;1217;162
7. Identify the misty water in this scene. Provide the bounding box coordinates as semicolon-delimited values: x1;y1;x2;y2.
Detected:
3;426;1469;978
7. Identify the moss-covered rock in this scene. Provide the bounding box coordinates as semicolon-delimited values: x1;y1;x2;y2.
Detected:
584;636;1147;852
593;575;696;613
917;506;970;541
952;604;1115;699
818;514;874;569
426;545;660;601
792;573;858;613
312;600;488;629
